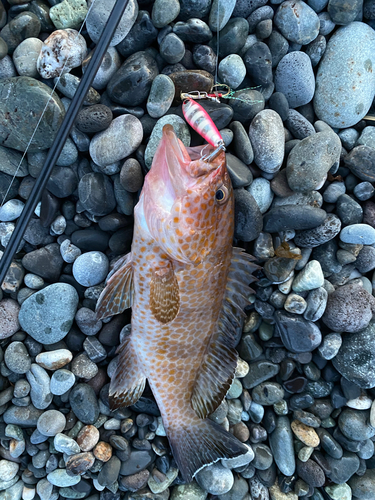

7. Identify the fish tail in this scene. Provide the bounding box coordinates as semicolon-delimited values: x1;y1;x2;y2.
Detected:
167;417;248;482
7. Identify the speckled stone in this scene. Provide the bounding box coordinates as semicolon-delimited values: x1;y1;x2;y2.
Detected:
0;299;20;339
275;51;315;108
37;28;87;79
19;283;79;344
274;0;320;44
314;22;375;127
49;0;88;29
249;109;285;173
146;74;175;118
13;37;43;78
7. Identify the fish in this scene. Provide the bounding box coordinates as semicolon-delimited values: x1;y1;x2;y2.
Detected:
96;123;258;482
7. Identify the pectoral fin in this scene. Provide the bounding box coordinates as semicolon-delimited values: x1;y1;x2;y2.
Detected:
95;253;133;320
191;248;259;418
109;335;146;410
150;262;180;324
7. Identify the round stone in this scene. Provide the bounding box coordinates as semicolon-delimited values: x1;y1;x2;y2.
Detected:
4;341;31;374
218;54;246;90
318;333;342;360
36;349;72;370
89;114;143;167
47;469;81;487
247;177;273;214
314;22;375;128
69;384;99;424
275;51;315;108
50;369;75;395
274;0;320;44
120;158;143;193
78;173;116;217
12;37;43;78
234;188;263;242
195;462;234;495
76;425;100;451
0;460;18;482
86;0;138;46
152;0;180;28
19;283;79;344
37;410;66;437
292;260;324;292
322;283;375;333
72;251;109;287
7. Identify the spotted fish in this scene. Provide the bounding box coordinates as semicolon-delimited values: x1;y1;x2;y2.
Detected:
96;124;258;481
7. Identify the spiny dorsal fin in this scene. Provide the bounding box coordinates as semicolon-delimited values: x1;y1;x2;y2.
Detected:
109;335;146;410
150;262;180;324
95;253;133;320
191;248;259;419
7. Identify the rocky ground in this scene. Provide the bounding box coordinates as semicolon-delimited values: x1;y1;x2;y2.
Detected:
1;0;375;499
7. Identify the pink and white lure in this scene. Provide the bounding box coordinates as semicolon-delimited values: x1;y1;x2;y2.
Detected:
182;97;226;162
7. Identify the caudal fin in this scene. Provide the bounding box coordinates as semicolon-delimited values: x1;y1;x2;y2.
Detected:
167;418;248;482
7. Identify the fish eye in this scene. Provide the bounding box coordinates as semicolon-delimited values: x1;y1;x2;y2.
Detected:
215;186;228;204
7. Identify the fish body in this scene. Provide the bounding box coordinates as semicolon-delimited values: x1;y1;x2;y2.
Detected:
96;124;257;481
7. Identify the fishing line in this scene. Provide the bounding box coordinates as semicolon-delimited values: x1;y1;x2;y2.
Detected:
0;0;130;285
0;0;99;209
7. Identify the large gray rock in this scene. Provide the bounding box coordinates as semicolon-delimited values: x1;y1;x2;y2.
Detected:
314;22;375;127
0;77;64;152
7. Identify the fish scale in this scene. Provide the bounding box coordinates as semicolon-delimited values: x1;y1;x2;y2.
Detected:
96;124;258;481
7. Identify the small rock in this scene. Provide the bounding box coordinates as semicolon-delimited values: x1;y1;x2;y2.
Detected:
72;251;109;287
195;462;234;495
37;410;66;437
35;349;72;370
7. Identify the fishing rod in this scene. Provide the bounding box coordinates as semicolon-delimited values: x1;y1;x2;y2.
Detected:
0;0;130;286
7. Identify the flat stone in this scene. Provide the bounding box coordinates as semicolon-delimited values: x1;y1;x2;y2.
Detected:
291;420;320;447
275;311;322;353
242;360;280;390
19;283;79;344
36;349;72;370
340;223;375;245
47;469;80;487
269;416;295;476
263;205;326;233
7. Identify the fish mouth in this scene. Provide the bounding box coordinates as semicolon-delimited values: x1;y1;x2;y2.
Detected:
162;125;225;190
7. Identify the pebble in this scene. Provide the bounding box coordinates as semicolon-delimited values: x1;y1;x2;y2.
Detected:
0;461;18;482
292;260;324;292
195;462;234;495
345;145;375;183
247;178;273;214
314;22;375;127
37;410;66;437
147;74;175;118
333;322;375;388
286;131;341;192
72;251;109;287
294;214;342;248
340;223;375;245
86;0;138;46
274;0;320;44
26;364;52;410
69;384;99;424
19;283;79;344
269;416;295;476
37;28;87;79
107;51;158;107
275;311;322;353
76;425;100;451
325;483;352;500
4;342;30;374
12;37;43;78
152;0;180;28
234;188;263;242
291;420;320;447
349;468;375;500
218;54;246;90
0;299;20;339
47;468;80;487
50;369;75;395
275;52;315;108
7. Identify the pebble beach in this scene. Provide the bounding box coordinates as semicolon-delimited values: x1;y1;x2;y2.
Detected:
1;0;375;499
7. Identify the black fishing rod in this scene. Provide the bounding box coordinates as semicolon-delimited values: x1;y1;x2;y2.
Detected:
0;0;130;286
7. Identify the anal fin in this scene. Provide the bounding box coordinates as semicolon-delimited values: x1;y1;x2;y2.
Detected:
95;253;133;320
191;247;258;419
168;418;249;483
150;262;180;324
109;335;146;410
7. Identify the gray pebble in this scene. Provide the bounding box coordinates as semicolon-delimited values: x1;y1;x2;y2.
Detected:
71;353;98;380
47;468;80;487
19;283;79;344
340;224;375;245
318;332;342;360
209;0;236;31
196;462;234;495
247;177;273;214
218;54;246;90
50;369;75;396
152;0;180;28
274;0;320;44
275;51;315;108
26;364;52;410
37;410;66;437
0;199;24;222
72;251;109;287
54;433;80;455
147;74;175;118
4;342;30;374
75;307;102;336
60;239;81;263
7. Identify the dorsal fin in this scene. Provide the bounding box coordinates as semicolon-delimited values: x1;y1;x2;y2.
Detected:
109;335;146;410
191;248;259;419
95;253;134;320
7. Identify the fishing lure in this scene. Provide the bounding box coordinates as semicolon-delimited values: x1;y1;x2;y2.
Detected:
181;85;229;163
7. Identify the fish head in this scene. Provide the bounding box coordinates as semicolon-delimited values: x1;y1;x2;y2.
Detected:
141;124;234;263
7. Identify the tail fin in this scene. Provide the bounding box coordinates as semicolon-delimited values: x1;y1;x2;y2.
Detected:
167;418;248;482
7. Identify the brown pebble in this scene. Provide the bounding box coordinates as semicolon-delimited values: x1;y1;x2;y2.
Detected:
76;425;100;452
66;452;95;475
231;422;250;442
291;420;320;447
93;441;112;462
120;469;150;492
